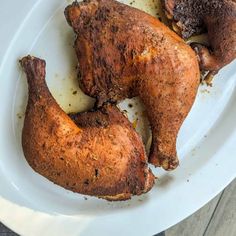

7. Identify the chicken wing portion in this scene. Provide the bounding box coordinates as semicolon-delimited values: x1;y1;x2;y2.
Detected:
65;0;200;170
162;0;236;73
20;55;154;200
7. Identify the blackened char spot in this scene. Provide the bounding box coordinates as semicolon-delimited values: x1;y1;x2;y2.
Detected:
84;179;89;185
111;25;119;33
95;169;99;177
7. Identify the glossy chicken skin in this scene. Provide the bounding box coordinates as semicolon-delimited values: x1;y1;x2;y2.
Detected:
163;0;236;72
65;0;200;170
20;56;154;200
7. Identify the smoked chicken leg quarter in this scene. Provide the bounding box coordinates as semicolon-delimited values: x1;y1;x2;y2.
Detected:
162;0;236;73
20;56;154;200
65;0;200;170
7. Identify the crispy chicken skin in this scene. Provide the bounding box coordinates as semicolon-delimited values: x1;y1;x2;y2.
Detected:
20;55;154;200
162;0;236;72
65;0;200;170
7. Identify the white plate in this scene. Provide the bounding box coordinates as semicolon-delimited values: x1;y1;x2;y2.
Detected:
0;0;235;235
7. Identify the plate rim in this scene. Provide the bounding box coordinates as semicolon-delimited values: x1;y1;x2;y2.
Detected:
0;0;236;235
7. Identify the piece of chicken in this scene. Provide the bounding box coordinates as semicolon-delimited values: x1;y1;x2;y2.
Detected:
65;0;200;170
20;55;154;200
162;0;236;73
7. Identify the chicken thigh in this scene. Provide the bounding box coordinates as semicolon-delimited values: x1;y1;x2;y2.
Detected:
65;0;200;170
20;55;154;200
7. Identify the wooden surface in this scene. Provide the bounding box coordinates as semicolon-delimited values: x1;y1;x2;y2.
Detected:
0;179;235;236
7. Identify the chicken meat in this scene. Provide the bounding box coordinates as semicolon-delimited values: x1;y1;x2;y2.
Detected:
20;55;154;200
65;0;200;170
162;0;236;73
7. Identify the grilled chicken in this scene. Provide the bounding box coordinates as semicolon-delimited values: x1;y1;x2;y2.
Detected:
65;0;200;170
20;55;154;200
162;0;236;73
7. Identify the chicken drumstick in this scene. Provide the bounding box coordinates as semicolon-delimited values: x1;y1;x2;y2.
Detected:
20;55;154;200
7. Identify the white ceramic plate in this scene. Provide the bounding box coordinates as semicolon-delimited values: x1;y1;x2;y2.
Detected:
0;0;235;235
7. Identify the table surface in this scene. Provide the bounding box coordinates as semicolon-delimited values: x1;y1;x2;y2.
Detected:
1;179;235;236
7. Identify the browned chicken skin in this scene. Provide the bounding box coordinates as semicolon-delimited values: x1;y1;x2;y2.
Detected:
162;0;236;72
20;55;154;200
65;0;200;170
